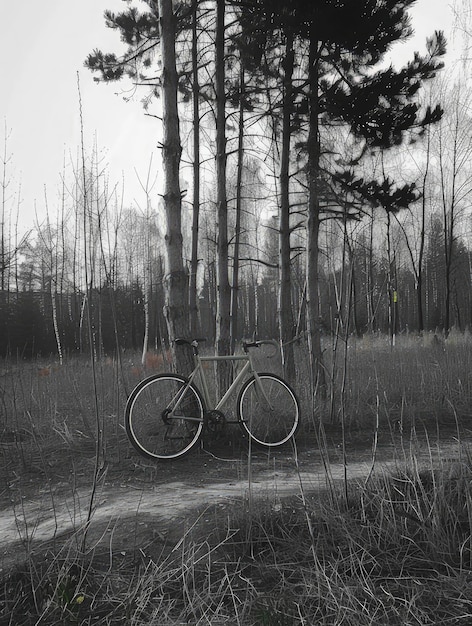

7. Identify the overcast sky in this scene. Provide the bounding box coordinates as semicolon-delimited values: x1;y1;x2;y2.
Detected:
0;0;456;232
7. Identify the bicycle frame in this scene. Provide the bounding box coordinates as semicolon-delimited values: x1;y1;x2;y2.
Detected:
171;350;269;419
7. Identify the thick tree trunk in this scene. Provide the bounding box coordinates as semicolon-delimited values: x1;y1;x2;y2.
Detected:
189;0;200;337
158;0;192;374
215;0;231;390
278;30;296;382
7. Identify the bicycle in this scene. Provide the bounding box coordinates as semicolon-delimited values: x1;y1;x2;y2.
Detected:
125;338;300;461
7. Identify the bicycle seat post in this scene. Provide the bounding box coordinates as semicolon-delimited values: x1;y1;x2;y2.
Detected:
190;340;201;366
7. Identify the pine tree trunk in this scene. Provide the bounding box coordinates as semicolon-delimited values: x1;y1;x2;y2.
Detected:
278;30;295;381
158;0;192;374
386;211;396;346
306;35;325;395
230;63;244;355
215;0;231;390
367;211;376;333
189;0;200;337
417;123;430;334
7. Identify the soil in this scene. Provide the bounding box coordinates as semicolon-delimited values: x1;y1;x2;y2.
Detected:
0;422;468;573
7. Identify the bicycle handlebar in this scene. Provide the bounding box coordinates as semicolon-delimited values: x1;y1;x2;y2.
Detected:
242;338;279;357
175;336;279;358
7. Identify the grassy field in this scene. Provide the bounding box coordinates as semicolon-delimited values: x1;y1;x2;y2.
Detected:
1;332;472;624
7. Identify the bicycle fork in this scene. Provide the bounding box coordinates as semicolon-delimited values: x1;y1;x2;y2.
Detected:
251;371;275;409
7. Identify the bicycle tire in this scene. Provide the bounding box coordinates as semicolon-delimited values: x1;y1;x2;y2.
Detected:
125;373;205;460
237;372;300;448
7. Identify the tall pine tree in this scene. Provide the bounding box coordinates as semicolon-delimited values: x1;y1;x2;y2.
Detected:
231;0;445;389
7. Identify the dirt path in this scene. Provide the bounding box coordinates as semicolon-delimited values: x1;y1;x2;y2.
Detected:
1;461;374;547
1;431;465;570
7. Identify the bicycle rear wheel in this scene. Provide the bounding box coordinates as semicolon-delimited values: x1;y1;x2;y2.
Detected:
237;373;300;448
125;374;204;460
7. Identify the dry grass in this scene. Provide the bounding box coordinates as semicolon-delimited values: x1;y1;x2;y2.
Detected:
2;334;472;623
297;330;472;432
343;331;472;424
217;447;472;625
6;451;472;624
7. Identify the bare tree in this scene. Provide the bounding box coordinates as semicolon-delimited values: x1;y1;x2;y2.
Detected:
435;81;472;335
0;124;28;296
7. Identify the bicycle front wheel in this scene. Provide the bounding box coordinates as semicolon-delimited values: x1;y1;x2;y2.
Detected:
125;374;205;460
237;373;300;448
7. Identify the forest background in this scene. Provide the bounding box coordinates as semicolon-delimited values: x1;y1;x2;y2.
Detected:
1;0;472;384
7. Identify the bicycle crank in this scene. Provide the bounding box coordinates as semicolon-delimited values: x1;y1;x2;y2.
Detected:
205;409;227;439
